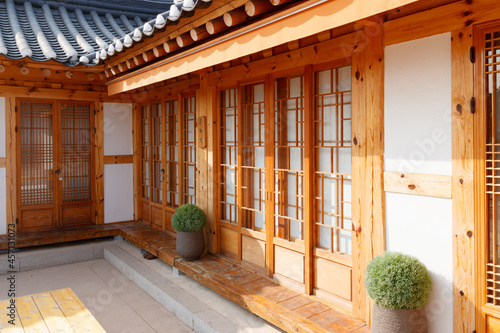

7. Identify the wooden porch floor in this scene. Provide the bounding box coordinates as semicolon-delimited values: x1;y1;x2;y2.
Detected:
0;222;370;333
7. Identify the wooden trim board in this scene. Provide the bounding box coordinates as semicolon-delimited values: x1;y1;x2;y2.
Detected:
103;155;134;164
384;171;452;199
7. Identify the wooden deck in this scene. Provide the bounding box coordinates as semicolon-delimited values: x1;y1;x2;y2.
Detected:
0;288;105;332
0;222;370;333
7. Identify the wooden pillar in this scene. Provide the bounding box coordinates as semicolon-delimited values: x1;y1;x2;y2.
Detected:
196;70;216;253
5;97;17;232
94;102;104;224
451;27;475;333
132;104;141;222
351;19;385;323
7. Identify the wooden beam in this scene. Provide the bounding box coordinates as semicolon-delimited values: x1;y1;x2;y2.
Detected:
95;102;104;224
109;0;417;94
103;155;134;164
270;0;294;5
451;26;475;333
384;0;500;46
0;85;133;102
206;17;226;35
164;40;180;54
245;0;274;17
384;171;452;198
176;33;194;48
5;97;16;232
190;26;209;42
223;7;248;27
0;158;5;168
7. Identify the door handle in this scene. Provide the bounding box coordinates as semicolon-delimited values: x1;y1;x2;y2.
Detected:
54;169;62;180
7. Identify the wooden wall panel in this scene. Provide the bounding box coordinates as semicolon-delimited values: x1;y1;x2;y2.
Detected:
384;171;452;198
314;258;352;301
274;246;304;284
220;227;238;256
242;236;266;268
451;27;475;333
94;102;104;224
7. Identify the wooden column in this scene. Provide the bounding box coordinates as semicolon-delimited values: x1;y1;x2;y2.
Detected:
133;104;141;222
351;20;385;323
5;97;17;232
451;27;475;333
94;102;104;224
196;71;214;252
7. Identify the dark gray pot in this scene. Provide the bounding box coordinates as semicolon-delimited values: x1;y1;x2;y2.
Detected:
176;230;205;261
372;303;428;333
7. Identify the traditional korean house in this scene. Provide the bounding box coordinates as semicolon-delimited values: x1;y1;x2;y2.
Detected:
2;0;500;332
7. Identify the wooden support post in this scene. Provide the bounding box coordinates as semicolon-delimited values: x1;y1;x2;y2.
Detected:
451;27;475;333
206;17;226;35
245;0;274;17
265;74;275;278
190;26;209;42
94;102;104;224
223;8;248;27
5;97;17;232
351;19;385;324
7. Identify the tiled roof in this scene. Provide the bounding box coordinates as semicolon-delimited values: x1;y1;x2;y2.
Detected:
0;0;209;67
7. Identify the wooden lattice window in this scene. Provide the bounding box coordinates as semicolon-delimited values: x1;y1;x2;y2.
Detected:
220;88;238;224
140;105;150;200
182;96;196;204
313;66;352;255
241;82;266;231
274;74;305;241
60;102;92;203
165;99;179;208
484;29;500;306
151;103;162;204
20;101;54;206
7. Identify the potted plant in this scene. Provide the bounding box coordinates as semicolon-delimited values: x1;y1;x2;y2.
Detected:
172;203;207;260
364;252;432;333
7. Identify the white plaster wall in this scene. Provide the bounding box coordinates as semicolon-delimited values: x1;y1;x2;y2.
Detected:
385;33;452;175
384;33;453;333
103;103;134;223
103;103;133;156
0;97;5;235
104;164;134;223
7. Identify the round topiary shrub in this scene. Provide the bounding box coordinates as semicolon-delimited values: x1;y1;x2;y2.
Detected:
364;252;432;310
172;204;207;232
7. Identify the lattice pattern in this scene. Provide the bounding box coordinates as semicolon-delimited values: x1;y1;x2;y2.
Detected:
485;29;500;305
182;96;196;204
313;66;353;255
141;105;150;200
274;75;305;241
20;101;54;206
241;82;266;231
165;99;179;207
220;88;238;224
60;103;92;203
150;103;162;204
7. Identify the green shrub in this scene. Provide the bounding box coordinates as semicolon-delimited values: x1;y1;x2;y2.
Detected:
172;204;207;232
364;252;432;310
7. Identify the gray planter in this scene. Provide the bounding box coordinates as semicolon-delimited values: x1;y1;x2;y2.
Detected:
372;303;428;333
176;230;205;261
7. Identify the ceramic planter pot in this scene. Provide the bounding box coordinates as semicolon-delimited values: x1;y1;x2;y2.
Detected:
176;230;205;260
372;303;428;333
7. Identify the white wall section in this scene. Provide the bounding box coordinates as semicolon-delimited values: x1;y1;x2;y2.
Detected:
384;33;453;333
103;102;133;156
104;164;134;223
385;33;452;175
103;102;134;223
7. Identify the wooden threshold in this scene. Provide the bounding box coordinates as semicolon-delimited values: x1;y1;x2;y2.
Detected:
0;222;370;333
